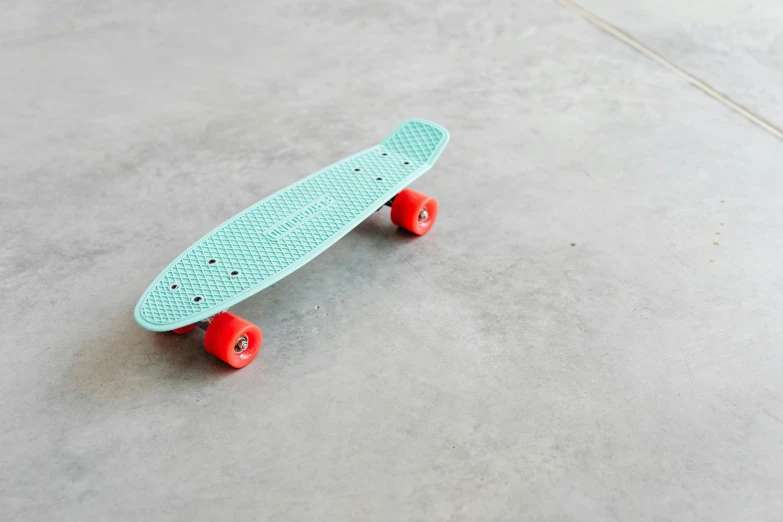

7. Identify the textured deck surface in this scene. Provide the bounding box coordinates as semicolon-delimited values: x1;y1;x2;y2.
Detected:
135;120;448;330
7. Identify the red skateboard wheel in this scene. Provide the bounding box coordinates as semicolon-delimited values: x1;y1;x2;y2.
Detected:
172;324;196;334
390;188;438;236
204;312;262;369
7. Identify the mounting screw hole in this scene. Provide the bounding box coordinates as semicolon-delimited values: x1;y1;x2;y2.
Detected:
193;296;203;303
354;168;361;172
208;259;217;265
376;177;382;181
170;284;179;290
230;270;239;276
403;161;410;165
381;153;388;156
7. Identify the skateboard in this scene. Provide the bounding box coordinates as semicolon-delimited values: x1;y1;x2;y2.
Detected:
134;119;450;368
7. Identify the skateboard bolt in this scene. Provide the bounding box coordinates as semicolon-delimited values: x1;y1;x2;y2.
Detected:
418;207;428;223
234;335;249;353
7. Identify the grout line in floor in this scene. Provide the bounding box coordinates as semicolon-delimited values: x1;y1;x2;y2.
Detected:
557;0;783;142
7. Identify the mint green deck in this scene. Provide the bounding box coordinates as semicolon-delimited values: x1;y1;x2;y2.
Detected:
134;119;449;331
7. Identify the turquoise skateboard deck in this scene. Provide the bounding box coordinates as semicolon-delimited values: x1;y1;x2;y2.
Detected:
135;119;449;335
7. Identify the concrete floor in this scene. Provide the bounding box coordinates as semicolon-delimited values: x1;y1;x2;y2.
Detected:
1;1;782;520
576;0;783;129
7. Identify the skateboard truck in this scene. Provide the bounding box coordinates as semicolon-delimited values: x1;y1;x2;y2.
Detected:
376;196;396;212
194;318;214;331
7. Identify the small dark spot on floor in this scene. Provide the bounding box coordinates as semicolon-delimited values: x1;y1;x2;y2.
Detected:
713;242;719;246
570;243;576;247
715;232;720;235
720;222;724;226
720;200;725;203
710;260;714;263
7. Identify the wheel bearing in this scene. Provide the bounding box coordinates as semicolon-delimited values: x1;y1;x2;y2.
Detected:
234;335;249;353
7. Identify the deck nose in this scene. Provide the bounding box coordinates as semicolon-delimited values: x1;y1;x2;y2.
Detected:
382;119;450;167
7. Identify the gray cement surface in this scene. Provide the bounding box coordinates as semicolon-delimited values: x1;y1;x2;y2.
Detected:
575;0;783;130
1;1;782;520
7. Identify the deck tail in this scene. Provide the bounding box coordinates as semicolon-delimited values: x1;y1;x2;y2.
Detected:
381;119;450;167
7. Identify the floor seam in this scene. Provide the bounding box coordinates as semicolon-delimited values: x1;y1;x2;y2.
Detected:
557;0;783;142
